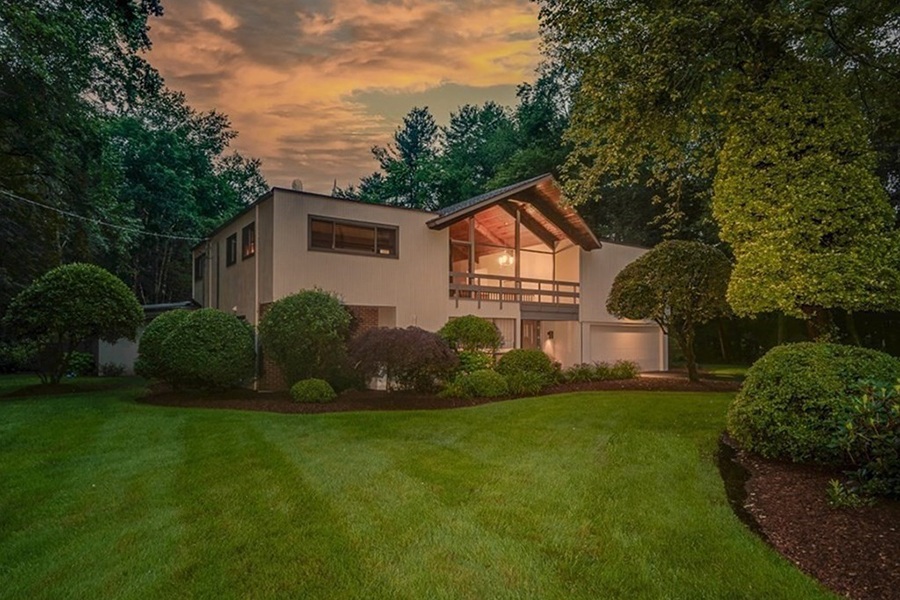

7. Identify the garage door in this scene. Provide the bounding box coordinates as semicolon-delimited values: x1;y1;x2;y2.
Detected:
589;324;661;371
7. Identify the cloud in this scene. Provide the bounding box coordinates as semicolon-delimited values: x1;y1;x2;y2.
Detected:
147;0;540;193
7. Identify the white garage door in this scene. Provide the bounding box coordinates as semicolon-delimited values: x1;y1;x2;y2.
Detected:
589;324;661;371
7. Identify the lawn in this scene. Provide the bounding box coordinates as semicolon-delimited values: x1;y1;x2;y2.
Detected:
0;377;833;599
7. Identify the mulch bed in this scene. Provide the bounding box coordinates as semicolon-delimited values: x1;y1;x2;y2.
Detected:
726;437;900;600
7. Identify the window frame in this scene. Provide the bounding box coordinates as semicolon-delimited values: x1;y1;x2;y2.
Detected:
308;215;399;259
242;222;256;260
194;253;205;281
226;233;237;266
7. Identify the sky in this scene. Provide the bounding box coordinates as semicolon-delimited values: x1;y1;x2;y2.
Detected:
147;0;542;194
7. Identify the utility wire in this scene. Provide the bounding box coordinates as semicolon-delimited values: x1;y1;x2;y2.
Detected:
0;187;205;242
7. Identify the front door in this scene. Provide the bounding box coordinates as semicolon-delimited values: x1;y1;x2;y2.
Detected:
521;319;541;349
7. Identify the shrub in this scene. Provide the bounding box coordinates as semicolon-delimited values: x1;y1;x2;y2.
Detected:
2;263;142;383
505;371;547;396
350;327;458;392
610;359;640;380
840;383;900;497
66;351;95;376
161;309;256;389
438;315;502;353
258;290;352;384
727;343;900;463
496;349;557;383
0;341;37;374
564;363;597;383
290;378;337;403
444;369;508;398
457;350;493;374
99;362;125;377
135;310;192;380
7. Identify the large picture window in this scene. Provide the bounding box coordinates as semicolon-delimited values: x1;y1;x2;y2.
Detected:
309;216;398;258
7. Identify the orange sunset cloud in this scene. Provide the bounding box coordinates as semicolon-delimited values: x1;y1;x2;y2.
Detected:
147;0;541;193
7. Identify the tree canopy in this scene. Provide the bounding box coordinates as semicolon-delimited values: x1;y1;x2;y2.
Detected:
607;241;731;381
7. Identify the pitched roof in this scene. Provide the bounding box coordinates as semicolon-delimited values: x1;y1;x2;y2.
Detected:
427;174;601;251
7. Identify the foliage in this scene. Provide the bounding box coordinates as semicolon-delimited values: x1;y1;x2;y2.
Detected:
443;369;509;399
456;351;494;374
0;341;37;374
607;241;731;381
563;361;640;383
495;349;558;384
160;309;255;390
438;315;502;354
840;383;900;497
99;363;126;377
349;327;458;393
66;351;95;377
713;67;900;323
290;379;337;404
135;310;193;380
504;372;548;397
538;0;900;237
258;290;352;385
825;479;874;509
726;343;900;463
2;263;142;383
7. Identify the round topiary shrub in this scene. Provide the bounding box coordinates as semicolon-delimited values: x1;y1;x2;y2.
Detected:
290;378;337;403
438;315;502;353
135;309;192;380
258;290;351;384
727;342;900;463
496;349;557;382
446;369;508;398
161;308;256;389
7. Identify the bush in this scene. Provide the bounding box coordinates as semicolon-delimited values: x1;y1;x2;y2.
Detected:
66;351;95;376
496;349;558;383
457;350;493;374
505;371;547;396
563;360;640;383
99;363;125;377
438;315;502;353
443;369;508;399
258;290;352;385
350;327;458;392
2;263;142;383
161;309;256;389
610;359;640;380
840;383;900;497
727;343;900;463
290;378;337;403
135;310;192;380
0;341;37;374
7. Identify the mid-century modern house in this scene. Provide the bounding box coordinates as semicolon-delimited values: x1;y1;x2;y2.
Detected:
192;174;667;389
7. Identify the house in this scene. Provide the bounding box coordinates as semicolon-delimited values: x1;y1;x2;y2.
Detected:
192;174;667;389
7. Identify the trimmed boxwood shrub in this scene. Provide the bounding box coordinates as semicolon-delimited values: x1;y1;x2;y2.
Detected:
135;309;192;380
444;369;508;399
727;342;900;463
290;378;337;403
258;290;351;385
496;349;557;383
162;309;256;389
438;315;502;353
350;327;458;392
457;350;493;374
505;371;547;397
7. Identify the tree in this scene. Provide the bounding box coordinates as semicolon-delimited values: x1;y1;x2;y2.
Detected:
713;66;900;335
258;290;352;385
2;263;143;384
537;0;900;234
606;241;731;381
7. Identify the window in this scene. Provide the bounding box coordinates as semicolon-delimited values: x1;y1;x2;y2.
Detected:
309;216;398;258
194;254;205;281
242;223;256;259
226;233;237;266
492;318;515;350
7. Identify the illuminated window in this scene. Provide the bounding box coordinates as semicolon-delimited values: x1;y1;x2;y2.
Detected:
242;222;256;259
309;216;398;258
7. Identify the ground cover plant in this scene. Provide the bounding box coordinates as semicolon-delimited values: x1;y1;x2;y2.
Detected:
0;376;833;599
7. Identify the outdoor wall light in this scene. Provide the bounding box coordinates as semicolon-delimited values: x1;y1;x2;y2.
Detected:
547;330;554;340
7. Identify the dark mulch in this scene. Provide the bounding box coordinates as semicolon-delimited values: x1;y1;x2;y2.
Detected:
138;376;741;414
727;438;900;600
3;380;124;399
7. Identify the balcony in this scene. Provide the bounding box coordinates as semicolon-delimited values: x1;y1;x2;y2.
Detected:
449;272;579;319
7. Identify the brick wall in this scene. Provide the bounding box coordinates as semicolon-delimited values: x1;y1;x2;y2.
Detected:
347;305;379;336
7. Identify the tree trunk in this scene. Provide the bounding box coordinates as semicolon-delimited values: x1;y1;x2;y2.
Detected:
845;311;862;346
801;306;833;341
717;319;729;362
675;327;700;382
777;312;785;345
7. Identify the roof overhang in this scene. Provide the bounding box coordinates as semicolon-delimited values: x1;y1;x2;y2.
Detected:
426;174;601;251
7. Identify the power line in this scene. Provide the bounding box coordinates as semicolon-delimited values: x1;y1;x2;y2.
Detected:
0;187;205;242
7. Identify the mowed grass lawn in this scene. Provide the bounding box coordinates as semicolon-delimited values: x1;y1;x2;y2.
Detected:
0;376;833;599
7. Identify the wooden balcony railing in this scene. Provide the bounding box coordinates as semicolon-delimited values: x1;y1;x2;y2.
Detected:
449;271;579;308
